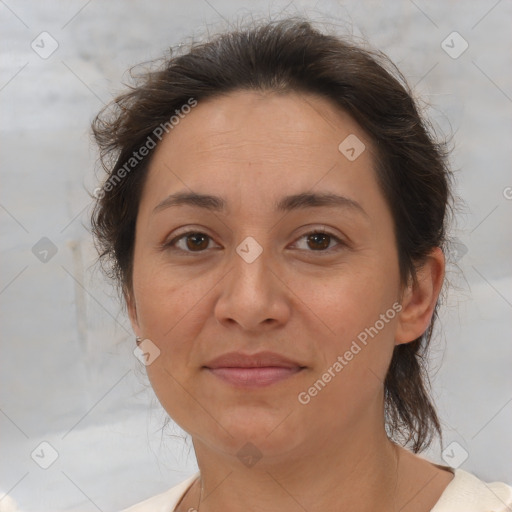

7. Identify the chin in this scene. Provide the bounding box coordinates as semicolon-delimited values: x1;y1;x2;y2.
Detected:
209;408;303;456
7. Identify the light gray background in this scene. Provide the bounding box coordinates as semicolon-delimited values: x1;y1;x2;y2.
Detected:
1;1;511;511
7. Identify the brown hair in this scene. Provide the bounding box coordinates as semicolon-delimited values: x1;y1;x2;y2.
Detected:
90;17;454;453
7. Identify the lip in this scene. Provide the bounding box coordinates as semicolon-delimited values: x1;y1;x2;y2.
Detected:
203;351;306;388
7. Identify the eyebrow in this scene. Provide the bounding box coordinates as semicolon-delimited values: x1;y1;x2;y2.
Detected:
152;191;368;218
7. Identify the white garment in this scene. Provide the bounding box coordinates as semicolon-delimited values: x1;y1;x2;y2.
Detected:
120;469;512;512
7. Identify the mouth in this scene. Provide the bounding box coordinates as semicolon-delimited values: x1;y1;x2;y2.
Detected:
203;351;306;388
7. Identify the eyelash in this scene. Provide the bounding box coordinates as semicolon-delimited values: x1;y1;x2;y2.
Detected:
162;229;346;256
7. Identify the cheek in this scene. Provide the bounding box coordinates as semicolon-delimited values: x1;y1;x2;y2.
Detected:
292;262;398;336
133;267;209;431
131;263;202;380
297;263;400;384
298;297;399;421
132;254;201;334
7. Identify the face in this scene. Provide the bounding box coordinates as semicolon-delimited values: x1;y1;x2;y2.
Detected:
128;90;405;462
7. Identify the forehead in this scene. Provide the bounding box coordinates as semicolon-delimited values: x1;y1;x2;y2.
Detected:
158;90;367;156
140;90;381;217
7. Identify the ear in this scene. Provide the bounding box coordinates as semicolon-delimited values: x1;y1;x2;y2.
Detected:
395;247;445;345
125;288;142;338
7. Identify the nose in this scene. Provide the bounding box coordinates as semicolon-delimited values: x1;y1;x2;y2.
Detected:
213;238;291;332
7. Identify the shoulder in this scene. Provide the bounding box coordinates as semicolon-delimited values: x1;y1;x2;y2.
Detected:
119;472;199;512
431;469;512;512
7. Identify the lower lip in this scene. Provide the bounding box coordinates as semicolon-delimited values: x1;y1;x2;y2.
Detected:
206;367;304;388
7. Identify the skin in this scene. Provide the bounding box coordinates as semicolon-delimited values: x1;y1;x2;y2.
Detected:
127;90;454;512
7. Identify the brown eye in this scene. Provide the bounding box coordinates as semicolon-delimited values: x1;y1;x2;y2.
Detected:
164;229;345;255
185;233;210;251
306;232;331;250
167;232;214;253
293;230;344;253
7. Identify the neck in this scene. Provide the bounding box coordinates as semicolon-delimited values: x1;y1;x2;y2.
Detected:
189;421;401;512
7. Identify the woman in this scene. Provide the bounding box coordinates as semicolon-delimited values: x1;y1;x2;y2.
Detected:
90;18;512;512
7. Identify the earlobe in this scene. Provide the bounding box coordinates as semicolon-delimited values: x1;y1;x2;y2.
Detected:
394;247;445;345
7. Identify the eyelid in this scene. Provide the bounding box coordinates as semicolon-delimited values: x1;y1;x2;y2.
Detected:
291;228;346;253
161;227;218;254
162;226;347;254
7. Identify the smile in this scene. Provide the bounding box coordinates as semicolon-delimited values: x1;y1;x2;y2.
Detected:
203;350;307;388
205;366;304;388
